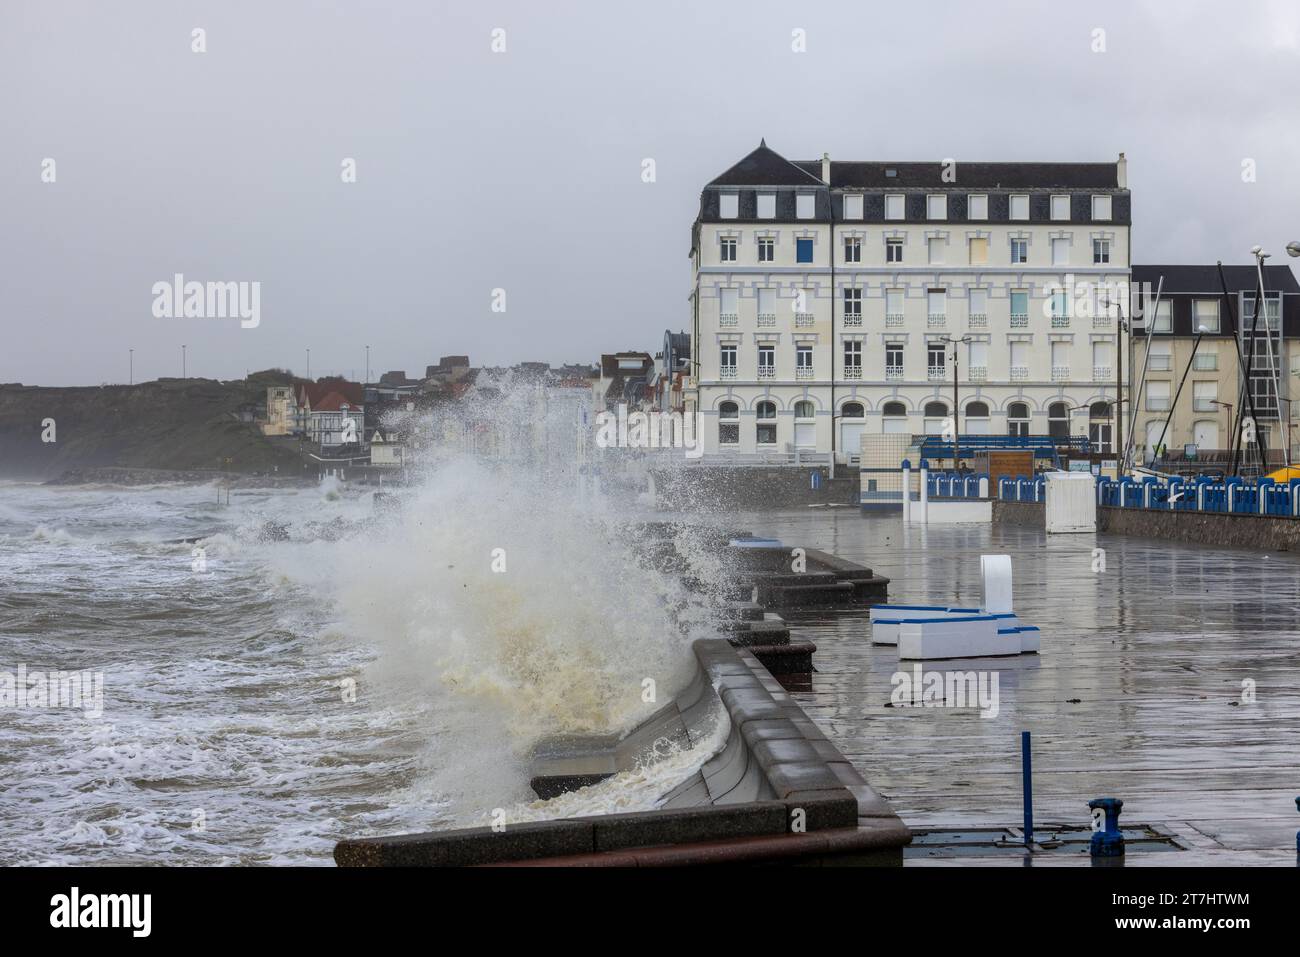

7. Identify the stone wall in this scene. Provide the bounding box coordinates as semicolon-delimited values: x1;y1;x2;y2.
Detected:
652;466;860;510
991;500;1046;528
993;498;1300;551
1098;506;1300;551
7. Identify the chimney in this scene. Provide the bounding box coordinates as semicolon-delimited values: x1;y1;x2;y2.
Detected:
1117;152;1127;189
821;152;831;185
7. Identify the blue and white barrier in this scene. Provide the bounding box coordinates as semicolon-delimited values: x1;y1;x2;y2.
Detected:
929;469;1300;519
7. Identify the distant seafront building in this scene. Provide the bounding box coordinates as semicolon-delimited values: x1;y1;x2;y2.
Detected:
1130;263;1300;463
686;141;1132;461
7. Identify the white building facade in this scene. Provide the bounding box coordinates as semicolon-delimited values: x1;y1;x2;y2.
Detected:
686;142;1132;462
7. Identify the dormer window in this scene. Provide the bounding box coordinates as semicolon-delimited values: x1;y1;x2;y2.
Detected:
843;194;864;220
885;194;905;220
719;193;739;219
796;193;815;219
1050;194;1071;220
1092;195;1112;220
757;193;776;219
967;194;988;220
926;194;947;220
1009;194;1030;220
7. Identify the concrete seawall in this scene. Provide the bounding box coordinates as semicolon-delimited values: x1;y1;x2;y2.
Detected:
652;466;860;510
334;639;910;867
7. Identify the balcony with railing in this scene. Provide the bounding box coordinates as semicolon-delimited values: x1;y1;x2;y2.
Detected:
968;365;987;381
795;366;815;379
1010;313;1029;328
757;365;775;379
794;313;815;327
927;313;947;328
1051;366;1070;381
1050;314;1070;329
1092;315;1112;328
720;365;737;379
1093;365;1112;380
719;313;738;327
886;366;904;381
757;312;776;327
885;312;905;327
844;365;862;380
843;311;862;327
1010;366;1029;380
927;365;946;381
968;313;987;328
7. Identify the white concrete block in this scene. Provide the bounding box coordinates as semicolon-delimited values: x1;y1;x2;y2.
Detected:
898;616;1018;660
980;555;1014;614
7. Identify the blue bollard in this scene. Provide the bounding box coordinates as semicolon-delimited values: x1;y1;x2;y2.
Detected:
1022;731;1033;847
1089;797;1124;857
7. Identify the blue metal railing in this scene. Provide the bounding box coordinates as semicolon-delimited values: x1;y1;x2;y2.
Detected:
925;468;1300;518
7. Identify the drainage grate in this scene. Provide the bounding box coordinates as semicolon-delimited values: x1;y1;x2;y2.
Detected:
907;824;1187;859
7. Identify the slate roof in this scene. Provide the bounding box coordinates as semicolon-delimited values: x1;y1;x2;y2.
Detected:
704;142;1123;191
706;141;826;187
791;160;1120;190
1132;264;1300;295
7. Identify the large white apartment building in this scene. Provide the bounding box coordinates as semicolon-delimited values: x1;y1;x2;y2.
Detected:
686;141;1132;461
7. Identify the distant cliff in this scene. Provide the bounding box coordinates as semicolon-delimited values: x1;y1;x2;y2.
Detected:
0;375;307;482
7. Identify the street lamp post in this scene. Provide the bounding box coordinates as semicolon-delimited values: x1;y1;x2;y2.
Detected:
181;344;187;379
941;335;972;466
1210;399;1233;463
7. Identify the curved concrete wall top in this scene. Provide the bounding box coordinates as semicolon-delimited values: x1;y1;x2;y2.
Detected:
335;640;909;867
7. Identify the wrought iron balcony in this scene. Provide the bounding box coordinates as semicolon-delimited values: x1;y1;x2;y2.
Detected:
719;313;738;327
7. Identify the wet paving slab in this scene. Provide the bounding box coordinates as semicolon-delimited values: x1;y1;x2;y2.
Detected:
729;508;1300;866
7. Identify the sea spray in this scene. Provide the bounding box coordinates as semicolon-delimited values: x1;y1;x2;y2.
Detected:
268;379;723;820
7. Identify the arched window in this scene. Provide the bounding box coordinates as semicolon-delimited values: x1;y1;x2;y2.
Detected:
793;400;815;449
719;401;739;445
1048;401;1069;439
923;401;948;435
1089;401;1113;453
965;401;990;436
1007;402;1029;438
842;402;865;418
756;401;777;445
882;401;908;434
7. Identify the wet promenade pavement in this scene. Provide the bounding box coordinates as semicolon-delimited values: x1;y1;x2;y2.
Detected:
736;508;1300;866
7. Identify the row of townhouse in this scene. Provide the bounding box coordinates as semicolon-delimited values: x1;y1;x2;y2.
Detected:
684;141;1299;465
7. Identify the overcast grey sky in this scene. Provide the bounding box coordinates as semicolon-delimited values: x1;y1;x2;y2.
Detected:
4;0;1299;386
